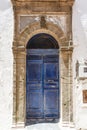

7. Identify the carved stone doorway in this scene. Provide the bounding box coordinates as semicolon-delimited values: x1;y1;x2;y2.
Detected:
26;33;59;125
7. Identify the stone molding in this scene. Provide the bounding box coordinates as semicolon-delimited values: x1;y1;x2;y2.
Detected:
14;21;67;48
11;0;74;7
11;0;74;127
11;0;74;13
12;25;73;127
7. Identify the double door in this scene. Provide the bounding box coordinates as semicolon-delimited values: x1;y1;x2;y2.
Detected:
26;49;59;124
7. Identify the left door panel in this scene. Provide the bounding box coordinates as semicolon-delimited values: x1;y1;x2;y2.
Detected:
26;56;43;119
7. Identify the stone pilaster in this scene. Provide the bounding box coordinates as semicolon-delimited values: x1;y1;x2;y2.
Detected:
60;48;73;124
13;47;26;127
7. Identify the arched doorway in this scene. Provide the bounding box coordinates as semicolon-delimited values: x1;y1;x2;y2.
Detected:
26;33;60;125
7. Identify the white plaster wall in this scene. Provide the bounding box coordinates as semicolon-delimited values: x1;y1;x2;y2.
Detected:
0;0;14;130
73;0;87;129
1;0;87;130
0;0;11;12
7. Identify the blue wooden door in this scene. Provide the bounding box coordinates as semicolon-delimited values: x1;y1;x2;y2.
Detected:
26;49;59;125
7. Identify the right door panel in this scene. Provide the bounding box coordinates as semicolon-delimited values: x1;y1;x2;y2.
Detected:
44;55;59;119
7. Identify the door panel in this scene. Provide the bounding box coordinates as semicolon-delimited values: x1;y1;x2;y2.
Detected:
26;49;59;124
44;63;58;80
44;90;58;109
26;56;43;119
26;91;43;118
44;55;59;119
44;90;59;118
26;82;42;90
27;63;42;81
29;92;42;109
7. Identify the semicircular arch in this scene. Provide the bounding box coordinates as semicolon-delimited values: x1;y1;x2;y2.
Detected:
17;21;67;48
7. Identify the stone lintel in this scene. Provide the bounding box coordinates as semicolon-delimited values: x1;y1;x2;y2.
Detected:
11;0;74;14
13;5;72;14
11;0;74;7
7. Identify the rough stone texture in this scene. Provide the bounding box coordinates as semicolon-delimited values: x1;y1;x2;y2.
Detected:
11;0;74;127
1;0;87;130
60;50;73;123
19;16;40;32
19;15;69;35
11;0;74;13
0;0;75;130
46;15;67;35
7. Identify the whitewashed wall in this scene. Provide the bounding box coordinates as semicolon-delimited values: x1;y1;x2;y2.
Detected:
73;0;87;129
0;1;14;130
0;0;87;130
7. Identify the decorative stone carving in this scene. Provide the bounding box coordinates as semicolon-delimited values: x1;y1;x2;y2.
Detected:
19;16;40;32
11;0;74;127
40;16;47;28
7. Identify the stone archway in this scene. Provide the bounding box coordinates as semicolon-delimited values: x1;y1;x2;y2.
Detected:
15;21;67;48
13;20;73;127
26;33;59;125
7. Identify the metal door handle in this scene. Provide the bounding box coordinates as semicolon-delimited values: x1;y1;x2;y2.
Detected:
48;80;54;82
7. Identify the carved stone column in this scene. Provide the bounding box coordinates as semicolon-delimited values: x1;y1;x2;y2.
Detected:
13;47;26;127
60;48;73;124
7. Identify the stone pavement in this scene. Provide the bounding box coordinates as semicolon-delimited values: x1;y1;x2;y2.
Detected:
12;123;76;130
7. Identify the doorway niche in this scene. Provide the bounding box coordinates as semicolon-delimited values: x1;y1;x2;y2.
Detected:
11;0;74;127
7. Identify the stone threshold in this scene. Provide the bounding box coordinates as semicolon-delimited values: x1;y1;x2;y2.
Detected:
12;122;76;130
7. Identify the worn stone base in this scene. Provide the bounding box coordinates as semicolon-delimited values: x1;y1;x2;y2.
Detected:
12;122;25;130
12;123;76;130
